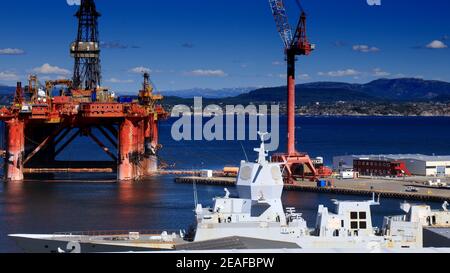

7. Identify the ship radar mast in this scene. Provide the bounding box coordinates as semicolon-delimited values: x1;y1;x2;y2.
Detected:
254;132;269;164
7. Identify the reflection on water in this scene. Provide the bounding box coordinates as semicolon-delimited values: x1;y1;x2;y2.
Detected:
0;176;198;252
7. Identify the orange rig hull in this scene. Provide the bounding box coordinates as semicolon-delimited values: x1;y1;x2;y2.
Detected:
0;85;167;182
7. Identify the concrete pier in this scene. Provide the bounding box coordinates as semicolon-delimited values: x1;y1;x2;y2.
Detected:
175;176;450;202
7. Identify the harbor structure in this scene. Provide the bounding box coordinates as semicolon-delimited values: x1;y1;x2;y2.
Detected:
353;159;411;177
0;0;167;181
334;154;450;177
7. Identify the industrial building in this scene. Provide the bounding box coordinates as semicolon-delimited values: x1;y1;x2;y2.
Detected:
333;154;450;177
353;159;411;177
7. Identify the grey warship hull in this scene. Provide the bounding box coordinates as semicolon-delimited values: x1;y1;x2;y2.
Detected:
11;235;165;253
10;234;302;253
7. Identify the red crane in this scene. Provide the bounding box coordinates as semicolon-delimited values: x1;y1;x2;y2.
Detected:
269;0;331;183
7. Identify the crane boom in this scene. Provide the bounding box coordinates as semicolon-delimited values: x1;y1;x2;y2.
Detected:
269;0;293;48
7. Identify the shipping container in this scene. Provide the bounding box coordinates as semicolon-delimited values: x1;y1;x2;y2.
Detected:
317;180;327;188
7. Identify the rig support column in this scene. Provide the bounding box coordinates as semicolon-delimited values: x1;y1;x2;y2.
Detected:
145;117;159;175
135;119;145;178
118;118;134;181
151;117;159;150
6;119;25;181
148;118;159;172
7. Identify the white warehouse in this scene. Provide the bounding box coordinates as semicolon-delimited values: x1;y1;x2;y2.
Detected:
333;154;450;177
403;155;450;177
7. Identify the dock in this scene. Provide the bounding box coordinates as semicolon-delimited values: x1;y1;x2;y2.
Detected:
158;170;224;176
175;176;450;202
175;176;236;186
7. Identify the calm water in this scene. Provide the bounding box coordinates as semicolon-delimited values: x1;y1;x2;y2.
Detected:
1;116;450;252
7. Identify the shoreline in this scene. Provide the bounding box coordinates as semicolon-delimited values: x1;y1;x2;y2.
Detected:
162;112;450;118
295;114;450;117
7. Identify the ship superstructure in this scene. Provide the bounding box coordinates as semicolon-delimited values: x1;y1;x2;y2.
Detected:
190;133;423;249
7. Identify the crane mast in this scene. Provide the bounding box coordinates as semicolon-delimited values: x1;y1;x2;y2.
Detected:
286;10;313;155
269;0;327;183
270;0;314;155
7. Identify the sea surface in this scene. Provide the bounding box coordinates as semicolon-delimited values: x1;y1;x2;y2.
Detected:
1;116;450;252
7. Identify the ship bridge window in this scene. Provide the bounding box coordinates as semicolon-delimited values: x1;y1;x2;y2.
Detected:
359;212;367;220
250;202;270;217
350;211;367;229
359;221;367;229
350;211;368;230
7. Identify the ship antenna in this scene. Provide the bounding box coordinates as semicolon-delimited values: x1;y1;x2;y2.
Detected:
193;180;199;209
240;141;249;162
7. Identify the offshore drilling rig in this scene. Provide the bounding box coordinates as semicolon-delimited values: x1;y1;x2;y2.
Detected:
0;0;167;181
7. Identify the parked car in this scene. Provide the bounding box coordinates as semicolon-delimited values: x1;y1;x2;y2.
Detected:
405;186;418;193
426;179;448;188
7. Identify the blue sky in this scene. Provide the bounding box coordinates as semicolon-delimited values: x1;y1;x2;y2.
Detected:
0;0;449;93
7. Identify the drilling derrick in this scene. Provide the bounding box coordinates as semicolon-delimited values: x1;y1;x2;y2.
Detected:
269;0;332;183
71;0;101;90
13;82;24;107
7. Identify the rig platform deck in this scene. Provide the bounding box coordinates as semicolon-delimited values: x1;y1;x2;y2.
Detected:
0;74;167;182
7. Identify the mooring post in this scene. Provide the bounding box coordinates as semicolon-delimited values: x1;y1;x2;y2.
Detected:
6;118;25;181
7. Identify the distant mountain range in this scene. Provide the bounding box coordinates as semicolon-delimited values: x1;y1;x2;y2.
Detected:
163;78;450;106
324;78;450;101
160;87;255;98
2;78;450;107
234;78;450;104
217;84;380;105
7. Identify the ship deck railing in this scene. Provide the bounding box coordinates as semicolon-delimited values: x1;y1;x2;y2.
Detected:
385;215;407;222
52;229;183;240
